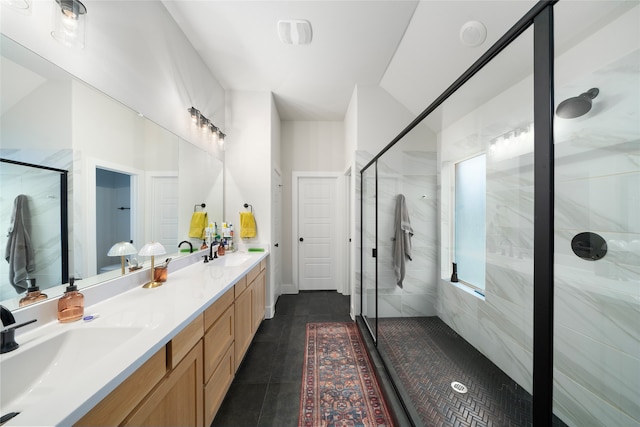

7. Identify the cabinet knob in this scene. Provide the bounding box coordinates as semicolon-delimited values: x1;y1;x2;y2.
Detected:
274;243;279;247
299;237;304;242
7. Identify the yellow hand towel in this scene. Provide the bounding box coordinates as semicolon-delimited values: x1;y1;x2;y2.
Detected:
240;211;257;238
188;212;208;239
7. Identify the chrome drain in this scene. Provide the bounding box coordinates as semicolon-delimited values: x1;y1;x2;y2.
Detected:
451;381;468;394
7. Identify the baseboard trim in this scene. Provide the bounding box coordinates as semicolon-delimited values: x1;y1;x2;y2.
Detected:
281;283;298;294
265;304;275;319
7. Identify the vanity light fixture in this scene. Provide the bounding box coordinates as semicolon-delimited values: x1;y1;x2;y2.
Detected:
138;242;166;288
489;124;533;161
188;106;226;147
188;107;200;123
107;242;137;275
200;117;210;132
51;0;87;49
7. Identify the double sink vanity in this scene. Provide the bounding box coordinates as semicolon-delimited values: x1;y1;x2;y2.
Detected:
0;250;268;427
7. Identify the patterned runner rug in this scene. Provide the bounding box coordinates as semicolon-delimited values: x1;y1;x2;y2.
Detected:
299;322;394;427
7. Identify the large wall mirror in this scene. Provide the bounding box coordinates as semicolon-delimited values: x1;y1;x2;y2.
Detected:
0;34;224;310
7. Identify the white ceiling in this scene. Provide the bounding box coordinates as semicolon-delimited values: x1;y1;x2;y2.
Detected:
162;0;634;122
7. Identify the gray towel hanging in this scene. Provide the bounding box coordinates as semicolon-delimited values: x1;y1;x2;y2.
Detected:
5;194;35;293
392;194;413;288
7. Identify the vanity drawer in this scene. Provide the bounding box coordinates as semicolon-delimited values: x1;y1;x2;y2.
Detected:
204;344;235;426
168;314;204;369
246;264;261;285
234;275;247;297
204;287;234;330
203;304;234;382
74;347;166;427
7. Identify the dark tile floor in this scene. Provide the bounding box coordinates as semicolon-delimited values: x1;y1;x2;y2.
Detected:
377;317;569;427
212;290;352;427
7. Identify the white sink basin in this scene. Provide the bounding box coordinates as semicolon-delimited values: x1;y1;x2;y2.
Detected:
0;327;142;413
214;254;251;267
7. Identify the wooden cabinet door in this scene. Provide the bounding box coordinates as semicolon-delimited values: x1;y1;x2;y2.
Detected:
204;304;234;381
74;349;166;427
204;344;235;426
234;286;252;371
252;270;266;333
123;341;203;427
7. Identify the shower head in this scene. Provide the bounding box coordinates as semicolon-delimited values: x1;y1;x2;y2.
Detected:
556;88;599;119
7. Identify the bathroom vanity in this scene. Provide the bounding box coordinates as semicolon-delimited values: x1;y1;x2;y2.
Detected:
0;251;267;427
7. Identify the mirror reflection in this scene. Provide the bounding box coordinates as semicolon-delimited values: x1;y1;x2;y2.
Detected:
0;34;223;310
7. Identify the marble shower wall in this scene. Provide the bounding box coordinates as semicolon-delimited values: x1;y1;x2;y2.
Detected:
550;48;640;426
0;150;72;303
376;149;438;317
438;142;536;392
436;49;640;426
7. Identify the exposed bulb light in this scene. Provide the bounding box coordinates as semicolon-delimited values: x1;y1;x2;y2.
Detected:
188;107;200;123
51;0;87;48
489;124;533;161
188;106;226;148
200;117;209;131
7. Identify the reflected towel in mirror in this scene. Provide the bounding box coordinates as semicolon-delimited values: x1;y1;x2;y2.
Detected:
4;194;35;292
188;212;208;239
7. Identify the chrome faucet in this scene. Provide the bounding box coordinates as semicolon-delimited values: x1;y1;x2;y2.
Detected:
178;240;193;254
1;305;37;354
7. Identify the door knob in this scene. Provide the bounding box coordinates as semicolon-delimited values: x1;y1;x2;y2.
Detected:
299;237;304;242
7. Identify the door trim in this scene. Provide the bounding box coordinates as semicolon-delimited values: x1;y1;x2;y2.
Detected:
86;157;142;278
292;171;345;293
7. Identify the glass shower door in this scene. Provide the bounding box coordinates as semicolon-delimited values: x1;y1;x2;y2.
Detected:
361;164;377;340
553;2;640;426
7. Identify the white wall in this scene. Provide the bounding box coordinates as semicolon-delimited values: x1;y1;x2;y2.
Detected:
280;120;345;291
224;90;277;315
347;84;417;318
224;91;272;250
270;95;282;302
0;0;224;158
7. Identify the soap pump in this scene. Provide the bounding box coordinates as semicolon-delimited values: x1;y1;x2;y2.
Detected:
450;262;459;283
19;278;47;307
57;278;84;323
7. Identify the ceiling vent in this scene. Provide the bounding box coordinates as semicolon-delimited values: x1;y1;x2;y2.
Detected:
459;20;487;47
277;19;312;45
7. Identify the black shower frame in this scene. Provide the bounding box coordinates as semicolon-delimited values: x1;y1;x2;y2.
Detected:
358;1;557;425
1;158;70;286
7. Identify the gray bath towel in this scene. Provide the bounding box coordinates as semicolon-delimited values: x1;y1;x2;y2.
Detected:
5;194;35;292
393;194;413;288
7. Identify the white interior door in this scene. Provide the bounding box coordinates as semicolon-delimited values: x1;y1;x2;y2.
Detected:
149;175;179;249
297;175;338;291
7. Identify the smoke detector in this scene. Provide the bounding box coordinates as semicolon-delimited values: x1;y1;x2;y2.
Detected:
459;20;487;47
278;19;313;45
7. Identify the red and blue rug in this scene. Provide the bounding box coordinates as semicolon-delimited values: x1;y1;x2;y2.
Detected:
299;322;394;427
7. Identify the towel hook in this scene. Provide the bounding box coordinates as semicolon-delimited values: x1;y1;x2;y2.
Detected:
243;203;253;213
194;203;206;212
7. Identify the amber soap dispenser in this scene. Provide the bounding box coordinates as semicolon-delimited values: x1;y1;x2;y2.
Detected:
57;278;84;323
19;278;48;307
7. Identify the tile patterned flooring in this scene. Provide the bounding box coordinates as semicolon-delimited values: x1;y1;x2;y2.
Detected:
377;317;569;427
212;291;352;427
213;292;568;427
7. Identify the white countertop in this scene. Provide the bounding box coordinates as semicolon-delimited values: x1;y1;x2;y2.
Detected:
0;251;268;427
